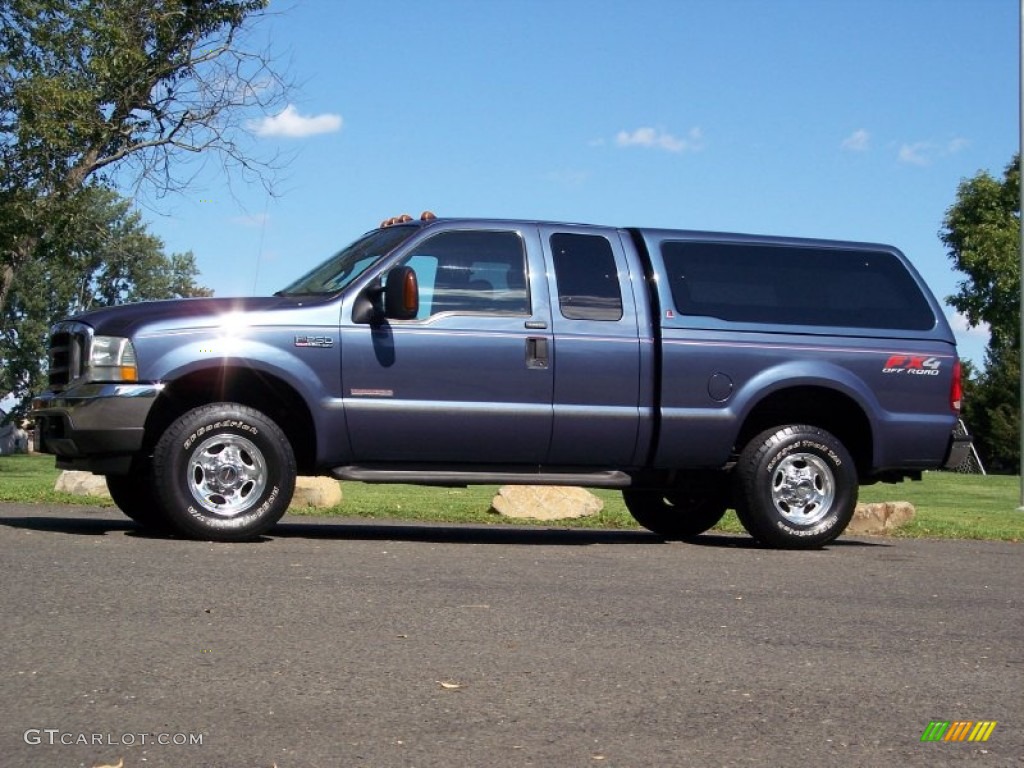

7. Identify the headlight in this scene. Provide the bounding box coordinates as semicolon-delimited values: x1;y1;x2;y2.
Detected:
88;336;138;382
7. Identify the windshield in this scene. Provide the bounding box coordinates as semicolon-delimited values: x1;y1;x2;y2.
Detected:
276;225;419;297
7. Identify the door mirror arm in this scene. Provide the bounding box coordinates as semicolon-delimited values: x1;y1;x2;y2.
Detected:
352;277;385;325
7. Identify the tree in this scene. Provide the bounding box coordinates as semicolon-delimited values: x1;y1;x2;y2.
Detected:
0;0;286;315
1;186;211;414
940;155;1020;472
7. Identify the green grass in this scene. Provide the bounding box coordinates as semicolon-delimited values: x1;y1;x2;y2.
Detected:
0;453;115;506
305;482;641;530
858;472;1024;541
3;453;1023;541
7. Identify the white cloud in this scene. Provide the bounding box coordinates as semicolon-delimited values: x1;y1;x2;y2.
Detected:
615;126;704;153
948;310;989;338
898;141;933;166
948;311;989;365
946;136;970;154
841;129;870;152
897;136;970;166
251;104;343;138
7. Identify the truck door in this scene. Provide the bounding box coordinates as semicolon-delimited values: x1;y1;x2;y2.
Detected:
340;227;555;464
540;226;646;466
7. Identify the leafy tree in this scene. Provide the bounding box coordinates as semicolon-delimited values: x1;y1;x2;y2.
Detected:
940;155;1020;472
0;0;285;315
1;186;211;414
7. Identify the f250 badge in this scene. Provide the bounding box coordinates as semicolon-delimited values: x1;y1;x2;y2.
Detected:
295;335;334;349
882;355;941;376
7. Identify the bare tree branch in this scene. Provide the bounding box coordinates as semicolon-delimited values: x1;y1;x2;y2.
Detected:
0;0;293;317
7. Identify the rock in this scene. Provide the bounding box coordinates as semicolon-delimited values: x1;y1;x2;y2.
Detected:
490;485;603;521
54;470;112;499
289;477;343;509
847;501;915;535
54;472;343;509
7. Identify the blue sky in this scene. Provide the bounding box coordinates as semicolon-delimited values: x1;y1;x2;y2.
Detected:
139;0;1019;365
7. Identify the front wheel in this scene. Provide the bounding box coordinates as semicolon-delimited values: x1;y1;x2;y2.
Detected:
152;403;296;541
623;480;729;540
734;425;857;549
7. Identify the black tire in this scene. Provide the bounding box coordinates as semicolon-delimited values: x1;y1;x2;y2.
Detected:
106;468;172;532
152;403;296;541
623;480;729;540
734;425;857;549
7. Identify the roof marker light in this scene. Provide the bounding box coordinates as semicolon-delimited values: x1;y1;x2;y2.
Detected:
380;211;437;228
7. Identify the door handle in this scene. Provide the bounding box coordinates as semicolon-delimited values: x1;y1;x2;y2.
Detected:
526;337;549;370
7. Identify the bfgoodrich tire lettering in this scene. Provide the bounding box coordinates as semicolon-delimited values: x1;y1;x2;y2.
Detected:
152;403;296;541
735;425;857;549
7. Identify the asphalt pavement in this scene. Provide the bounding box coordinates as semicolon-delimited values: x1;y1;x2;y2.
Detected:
0;503;1020;768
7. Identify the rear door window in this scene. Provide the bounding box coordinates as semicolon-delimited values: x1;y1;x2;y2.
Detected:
550;232;623;321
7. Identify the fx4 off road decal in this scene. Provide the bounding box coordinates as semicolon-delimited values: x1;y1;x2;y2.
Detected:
882;355;942;376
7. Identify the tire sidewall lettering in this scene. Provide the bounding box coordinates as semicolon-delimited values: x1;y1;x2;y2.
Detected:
183;420;259;451
766;439;842;475
773;510;840;537
795;439;842;467
185;485;281;529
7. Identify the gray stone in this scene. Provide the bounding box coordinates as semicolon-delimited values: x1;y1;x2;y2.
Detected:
54;470;112;499
55;471;344;509
289;477;343;510
490;485;604;521
847;501;915;535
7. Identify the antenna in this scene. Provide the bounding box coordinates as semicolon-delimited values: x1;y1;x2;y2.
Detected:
252;197;270;296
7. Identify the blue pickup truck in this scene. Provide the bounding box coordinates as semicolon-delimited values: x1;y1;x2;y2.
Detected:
31;213;970;547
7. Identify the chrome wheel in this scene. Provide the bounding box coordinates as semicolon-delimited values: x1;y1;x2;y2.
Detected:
154;403;296;541
735;425;856;548
770;452;835;526
187;434;268;517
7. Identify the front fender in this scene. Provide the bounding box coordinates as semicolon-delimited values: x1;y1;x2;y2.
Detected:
141;330;338;403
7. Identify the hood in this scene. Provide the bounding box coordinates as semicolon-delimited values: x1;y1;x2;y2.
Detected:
67;296;313;337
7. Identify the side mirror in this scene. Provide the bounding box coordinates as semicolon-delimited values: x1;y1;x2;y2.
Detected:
352;277;384;324
384;266;419;320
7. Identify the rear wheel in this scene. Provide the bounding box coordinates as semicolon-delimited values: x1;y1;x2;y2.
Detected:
734;425;857;548
152;403;296;541
623;479;729;540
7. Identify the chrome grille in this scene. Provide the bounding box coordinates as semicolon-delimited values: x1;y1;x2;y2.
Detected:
47;323;89;389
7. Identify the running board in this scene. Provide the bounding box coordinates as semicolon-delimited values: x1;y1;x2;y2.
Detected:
331;465;632;488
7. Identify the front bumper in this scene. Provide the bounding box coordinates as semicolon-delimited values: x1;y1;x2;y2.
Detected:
31;383;161;474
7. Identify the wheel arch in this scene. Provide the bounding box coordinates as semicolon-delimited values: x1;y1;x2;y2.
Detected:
735;385;873;478
142;366;317;473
